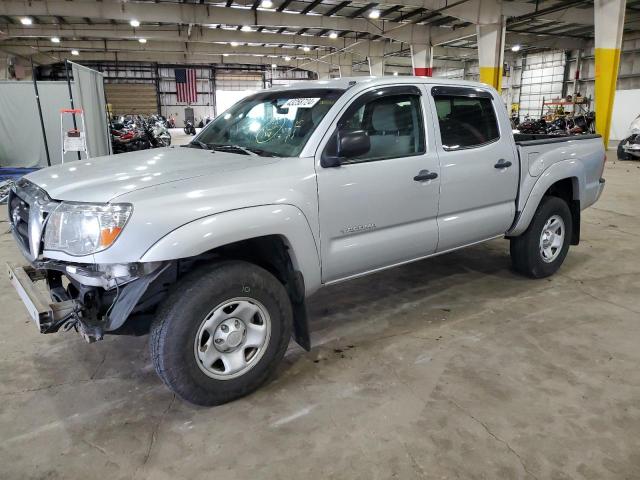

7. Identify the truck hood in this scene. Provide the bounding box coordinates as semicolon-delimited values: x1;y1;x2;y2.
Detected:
25;147;278;203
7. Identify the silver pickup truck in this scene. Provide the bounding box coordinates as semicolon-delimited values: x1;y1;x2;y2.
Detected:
7;77;606;406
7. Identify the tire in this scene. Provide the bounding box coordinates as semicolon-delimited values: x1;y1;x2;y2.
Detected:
150;261;293;406
617;140;633;160
510;196;572;279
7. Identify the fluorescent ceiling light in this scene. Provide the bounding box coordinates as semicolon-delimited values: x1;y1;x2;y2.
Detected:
130;19;140;27
20;17;33;25
329;32;338;39
368;10;380;19
261;0;273;7
138;38;147;43
511;44;521;52
71;49;79;56
284;56;291;61
51;37;61;43
303;46;310;52
230;41;239;47
241;25;253;32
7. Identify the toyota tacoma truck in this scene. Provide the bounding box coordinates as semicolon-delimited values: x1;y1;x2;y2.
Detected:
7;77;606;406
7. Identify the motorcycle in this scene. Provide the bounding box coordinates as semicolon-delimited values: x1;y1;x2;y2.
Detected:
184;121;196;135
110;115;171;153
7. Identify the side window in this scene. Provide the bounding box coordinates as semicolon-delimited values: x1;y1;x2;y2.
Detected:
325;92;425;162
433;94;499;150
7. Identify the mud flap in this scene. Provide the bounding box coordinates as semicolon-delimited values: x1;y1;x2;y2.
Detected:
288;270;311;351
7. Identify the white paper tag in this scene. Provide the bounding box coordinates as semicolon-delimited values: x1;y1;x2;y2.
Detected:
282;97;321;108
64;132;86;152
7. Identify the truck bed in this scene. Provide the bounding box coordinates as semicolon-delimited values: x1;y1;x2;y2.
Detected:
514;133;601;145
514;133;605;224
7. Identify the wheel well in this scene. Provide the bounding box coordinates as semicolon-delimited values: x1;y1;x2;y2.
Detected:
544;178;580;245
188;235;311;350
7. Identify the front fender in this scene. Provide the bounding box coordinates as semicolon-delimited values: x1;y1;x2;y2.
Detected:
140;204;322;295
508;160;585;237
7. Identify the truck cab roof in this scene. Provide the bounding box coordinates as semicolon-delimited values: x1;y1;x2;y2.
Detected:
268;76;498;94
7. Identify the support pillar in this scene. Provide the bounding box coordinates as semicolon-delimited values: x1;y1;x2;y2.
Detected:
594;0;626;148
314;61;331;80
411;44;433;76
476;0;505;91
335;53;353;77
367;41;386;76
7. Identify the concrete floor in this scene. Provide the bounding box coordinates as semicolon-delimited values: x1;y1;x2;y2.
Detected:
169;127;202;146
1;152;639;479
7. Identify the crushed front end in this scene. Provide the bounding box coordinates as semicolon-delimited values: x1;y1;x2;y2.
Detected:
622;134;640;158
7;178;170;342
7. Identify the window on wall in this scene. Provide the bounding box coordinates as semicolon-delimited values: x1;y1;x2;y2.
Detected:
325;92;425;162
433;95;500;150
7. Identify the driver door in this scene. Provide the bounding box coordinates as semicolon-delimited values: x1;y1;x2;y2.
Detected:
315;85;441;283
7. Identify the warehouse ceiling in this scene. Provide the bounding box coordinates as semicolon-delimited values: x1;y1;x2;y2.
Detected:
1;0;640;70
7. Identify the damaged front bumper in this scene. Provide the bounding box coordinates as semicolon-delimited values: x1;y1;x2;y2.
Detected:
623;135;640;157
7;260;170;342
7;263;77;333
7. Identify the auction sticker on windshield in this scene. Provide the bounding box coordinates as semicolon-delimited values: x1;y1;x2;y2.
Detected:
283;98;321;108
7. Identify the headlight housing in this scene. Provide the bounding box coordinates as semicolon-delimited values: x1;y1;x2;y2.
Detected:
44;203;132;256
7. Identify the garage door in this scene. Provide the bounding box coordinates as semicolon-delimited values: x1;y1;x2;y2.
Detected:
104;84;158;116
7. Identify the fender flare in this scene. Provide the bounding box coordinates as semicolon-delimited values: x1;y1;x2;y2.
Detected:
508;160;585;237
140;204;322;296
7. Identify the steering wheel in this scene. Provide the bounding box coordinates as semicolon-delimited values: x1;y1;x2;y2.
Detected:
256;118;287;144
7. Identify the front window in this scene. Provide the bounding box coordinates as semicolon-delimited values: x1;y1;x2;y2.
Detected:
194;89;344;157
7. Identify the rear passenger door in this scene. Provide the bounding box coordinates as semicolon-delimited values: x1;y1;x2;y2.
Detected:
430;86;518;252
316;85;440;283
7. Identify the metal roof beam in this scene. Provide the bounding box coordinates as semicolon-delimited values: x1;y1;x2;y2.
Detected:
0;0;428;39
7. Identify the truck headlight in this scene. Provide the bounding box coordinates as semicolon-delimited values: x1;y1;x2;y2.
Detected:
44;203;132;256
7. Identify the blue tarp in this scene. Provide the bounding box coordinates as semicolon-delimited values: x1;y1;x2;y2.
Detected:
0;167;40;182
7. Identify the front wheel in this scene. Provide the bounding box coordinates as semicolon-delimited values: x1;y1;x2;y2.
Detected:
150;261;293;406
510;196;572;278
617;140;633;160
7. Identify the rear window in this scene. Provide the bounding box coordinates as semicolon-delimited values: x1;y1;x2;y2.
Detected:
434;95;499;150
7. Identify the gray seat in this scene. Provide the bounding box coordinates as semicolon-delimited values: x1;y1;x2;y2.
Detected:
369;103;413;158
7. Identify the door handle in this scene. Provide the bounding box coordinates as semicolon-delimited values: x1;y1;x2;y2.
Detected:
494;159;512;169
414;170;438;181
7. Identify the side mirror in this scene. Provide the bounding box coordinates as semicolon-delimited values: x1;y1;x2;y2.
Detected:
321;130;370;168
339;130;370;159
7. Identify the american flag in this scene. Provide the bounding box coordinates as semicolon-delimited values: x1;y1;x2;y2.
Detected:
175;68;197;103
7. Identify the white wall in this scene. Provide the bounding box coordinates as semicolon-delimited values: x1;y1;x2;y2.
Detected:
610;89;640;141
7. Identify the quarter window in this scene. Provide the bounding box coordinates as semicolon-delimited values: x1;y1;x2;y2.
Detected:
433;95;499;150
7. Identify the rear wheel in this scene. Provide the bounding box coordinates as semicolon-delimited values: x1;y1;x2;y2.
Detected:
510;196;572;278
150;261;293;406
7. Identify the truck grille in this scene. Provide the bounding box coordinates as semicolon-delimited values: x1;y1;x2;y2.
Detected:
8;179;57;261
8;189;31;255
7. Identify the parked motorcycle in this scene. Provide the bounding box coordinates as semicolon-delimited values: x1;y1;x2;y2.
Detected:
184;121;196;135
110;114;172;154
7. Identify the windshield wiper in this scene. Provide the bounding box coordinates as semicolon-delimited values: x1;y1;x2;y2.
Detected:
243;146;278;157
212;144;278;157
183;140;212;150
211;144;253;155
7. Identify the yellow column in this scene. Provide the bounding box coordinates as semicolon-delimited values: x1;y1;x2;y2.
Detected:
479;66;503;91
594;0;626;148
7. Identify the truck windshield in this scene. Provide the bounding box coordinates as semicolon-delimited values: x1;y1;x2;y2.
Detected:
193;89;344;157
